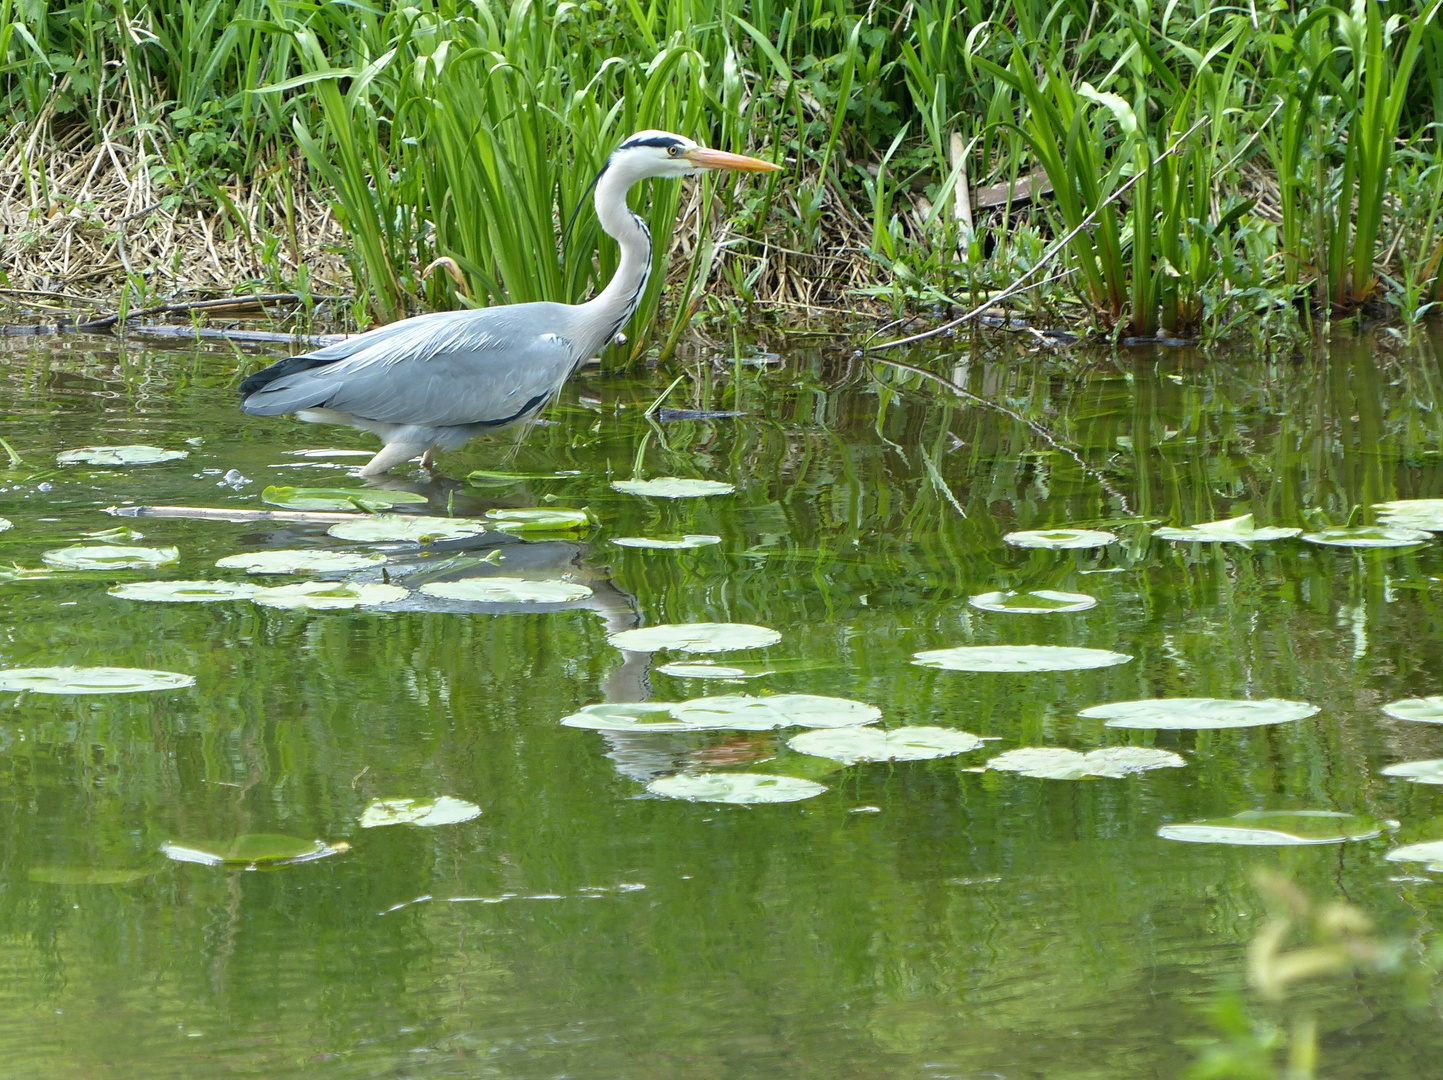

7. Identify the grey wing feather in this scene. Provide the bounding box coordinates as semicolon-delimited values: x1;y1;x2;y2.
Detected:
241;306;579;428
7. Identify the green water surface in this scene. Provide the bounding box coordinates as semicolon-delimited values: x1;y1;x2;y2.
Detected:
1;330;1442;1077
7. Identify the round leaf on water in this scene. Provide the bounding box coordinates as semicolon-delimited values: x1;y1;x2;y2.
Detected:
611;478;735;498
608;622;781;653
986;746;1185;779
261;485;429;511
420;577;592;603
161;834;346;867
671;694;881;731
1386;840;1443;871
484;507;592;533
560;702;698;733
1159;811;1396;846
56;445;187;466
109;580;259;603
42;545;179;570
912;645;1131;672
215;549;389;575
327;515;488;544
28;866;156;885
0;518;11;533
1381;759;1443;784
1154;514;1301;542
252;581;408;610
359;796;481;828
1374;499;1443;532
467;469;579;485
788;726;983;764
1300;526;1430;548
657;661;770;680
646;772;826;804
611;535;723;549
1003;529;1116;549
1079;697;1318;730
969;590;1097;614
0;667;194;694
1381;696;1443;724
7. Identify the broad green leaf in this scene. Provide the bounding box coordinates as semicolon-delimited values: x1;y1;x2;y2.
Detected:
913;645;1131;672
1375;499;1443;531
56;445;187;465
610;478;735;498
1154;514;1301;542
1159;811;1396;845
1381;759;1443;784
216;549;389;574
109;580;260;603
657;661;771;679
670;694;881;730
560;702;698;733
608;622;781;653
252;581;408;610
1386;840;1443;871
0;518;10;533
327;515;488;543
1003;529;1116;549
1080;697;1318;729
987;746;1185;779
261;485;429;511
161;834;347;867
359;796;481;828
1382;696;1443;723
467;469;580;485
43;545;179;570
1301;526;1430;548
646;773;826;804
0;667;194;693
788;726;983;764
420;577;592;603
611;534;722;549
969;590;1097;613
484;508;591;533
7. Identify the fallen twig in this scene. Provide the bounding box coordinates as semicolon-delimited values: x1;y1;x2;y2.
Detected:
76;292;332;331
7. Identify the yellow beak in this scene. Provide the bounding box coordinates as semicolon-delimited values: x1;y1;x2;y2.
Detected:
684;147;783;172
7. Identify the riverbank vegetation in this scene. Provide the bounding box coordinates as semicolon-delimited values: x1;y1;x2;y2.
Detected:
3;0;1443;352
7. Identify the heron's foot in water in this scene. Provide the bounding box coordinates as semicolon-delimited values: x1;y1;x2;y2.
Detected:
419;448;437;471
359;441;429;478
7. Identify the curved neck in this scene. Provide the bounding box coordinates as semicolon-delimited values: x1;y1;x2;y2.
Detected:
576;164;652;351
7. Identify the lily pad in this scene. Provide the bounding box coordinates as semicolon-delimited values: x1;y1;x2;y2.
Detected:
327;515;489;544
0;518;10;533
252;581;408;610
28;866;156;885
56;445;188;466
359;796;481;828
1079;697;1319;730
0;667;194;694
1386;840;1443;871
1380;759;1443;784
467;469;579;485
611;535;723;549
611;477;735;498
1159;810;1395;846
646;773;825;804
1374;499;1443;531
42;545;179;570
109;580;260;603
261;485;430;511
1154;514;1301;542
1381;696;1443;724
560;702;699;733
657;661;772;679
788;726;983;764
1003;529;1116;549
484;507;591;533
912;645;1131;672
969;590;1097;614
419;577;592;603
608;622;781;653
160;834;348;868
215;549;389;575
670;694;882;730
1300;526;1431;548
986;746;1186;779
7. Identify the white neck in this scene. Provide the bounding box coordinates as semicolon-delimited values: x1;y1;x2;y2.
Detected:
576;162;653;353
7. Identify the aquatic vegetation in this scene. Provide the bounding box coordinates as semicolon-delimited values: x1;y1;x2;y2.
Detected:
788;726;982;765
607;623;781;653
1300;526;1432;548
1385;841;1443;872
327;515;488;543
0;667;195;693
42;545;179;570
986;746;1186;780
216;550;389;574
968;590;1096;614
109;580;260;603
656;661;772;679
1079;698;1318;730
912;645;1131;672
560;694;879;732
646;773;826;804
261;486;429;511
1379;760;1443;785
161;835;349;868
1381;697;1443;723
1152;515;1300;543
610;479;736;498
358;797;481;828
251;581;408;610
1158;811;1395;846
484;508;592;533
611;535;722;550
55;446;187;466
419;578;592;604
1002;529;1116;550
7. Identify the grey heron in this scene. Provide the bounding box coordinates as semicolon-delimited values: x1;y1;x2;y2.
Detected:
239;131;780;476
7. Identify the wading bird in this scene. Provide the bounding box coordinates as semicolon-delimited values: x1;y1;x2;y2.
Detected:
239;131;779;476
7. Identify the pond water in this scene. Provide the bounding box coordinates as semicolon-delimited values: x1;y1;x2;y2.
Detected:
1;329;1442;1077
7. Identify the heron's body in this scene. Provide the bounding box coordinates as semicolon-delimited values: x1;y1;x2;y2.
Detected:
240;132;776;476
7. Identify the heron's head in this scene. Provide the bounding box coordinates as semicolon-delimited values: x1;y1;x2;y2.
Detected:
608;130;782;180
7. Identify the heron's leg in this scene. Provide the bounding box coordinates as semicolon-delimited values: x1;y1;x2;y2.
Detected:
358;441;428;478
419;447;437;470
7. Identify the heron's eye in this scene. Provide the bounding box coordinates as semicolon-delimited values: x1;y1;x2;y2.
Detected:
667;145;680;157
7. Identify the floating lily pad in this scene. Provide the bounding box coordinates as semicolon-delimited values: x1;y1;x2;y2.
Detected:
109;580;260;603
1003;529;1116;549
1300;526;1431;548
611;478;735;498
646;773;825;803
467;469;579;485
327;515;489;544
969;590;1097;614
788;726;983;764
608;622;781;653
215;549;389;575
42;545;179;570
261;485;430;511
670;694;882;731
484;507;591;533
252;581;408;610
56;445;187;466
359;796;481;828
1154;514;1301;542
611;535;723;549
1386;840;1443;871
1159;810;1395;845
1381;759;1443;784
419;577;592;603
1079;697;1319;730
1374;499;1443;531
1381;696;1443;724
0;518;10;533
657;661;772;679
28;866;156;885
0;667;194;693
160;834;348;868
912;645;1131;672
987;746;1186;779
559;702;699;733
